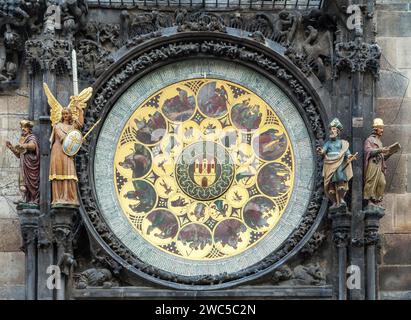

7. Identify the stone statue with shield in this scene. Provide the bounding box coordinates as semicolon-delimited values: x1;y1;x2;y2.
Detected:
43;83;94;206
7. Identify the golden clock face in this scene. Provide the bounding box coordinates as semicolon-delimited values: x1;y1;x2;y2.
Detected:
113;78;294;261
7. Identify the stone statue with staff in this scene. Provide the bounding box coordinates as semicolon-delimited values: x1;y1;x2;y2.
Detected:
317;118;357;209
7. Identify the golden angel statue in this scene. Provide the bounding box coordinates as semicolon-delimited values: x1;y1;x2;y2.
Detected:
43;83;93;206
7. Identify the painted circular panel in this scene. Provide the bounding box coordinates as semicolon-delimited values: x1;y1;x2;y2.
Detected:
113;78;295;261
95;59;314;278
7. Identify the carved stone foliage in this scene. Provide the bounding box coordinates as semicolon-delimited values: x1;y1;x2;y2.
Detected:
0;0;45;86
125;31;162;49
176;10;226;33
17;207;40;253
271;263;326;286
334;40;381;78
300;231;327;257
74;22;120;81
25;39;72;74
5;1;89;85
119;9;336;82
363;205;385;246
328;208;351;248
76;36;327;288
84;22;120;47
125;10;173;38
75;40;114;81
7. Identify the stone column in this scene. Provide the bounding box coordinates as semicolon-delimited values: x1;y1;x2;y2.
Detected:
17;206;40;300
329;207;351;300
51;206;78;300
363;205;385;300
25;30;73;299
333;0;381;300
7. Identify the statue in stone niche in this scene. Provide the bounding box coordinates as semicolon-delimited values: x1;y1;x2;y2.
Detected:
5;120;40;205
317;118;357;209
363;118;401;207
43;83;93;206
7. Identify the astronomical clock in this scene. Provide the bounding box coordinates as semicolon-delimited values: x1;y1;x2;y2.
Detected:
12;0;386;300
89;58;321;287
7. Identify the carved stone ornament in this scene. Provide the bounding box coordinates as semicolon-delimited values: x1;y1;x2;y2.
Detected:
271;263;326;286
25;39;72;74
74;268;117;289
328;206;351;248
117;9;337;82
334;40;381;78
76;34;327;288
300;231;326;256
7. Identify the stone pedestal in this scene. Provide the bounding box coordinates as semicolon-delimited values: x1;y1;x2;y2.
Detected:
16;204;40;300
329;206;352;300
363;205;385;300
51;205;78;300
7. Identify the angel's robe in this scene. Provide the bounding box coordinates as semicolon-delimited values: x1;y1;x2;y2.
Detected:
49;119;82;206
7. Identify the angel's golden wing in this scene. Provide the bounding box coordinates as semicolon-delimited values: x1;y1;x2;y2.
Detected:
68;87;93;122
43;83;63;127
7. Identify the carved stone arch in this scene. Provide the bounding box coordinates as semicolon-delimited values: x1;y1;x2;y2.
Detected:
76;31;329;290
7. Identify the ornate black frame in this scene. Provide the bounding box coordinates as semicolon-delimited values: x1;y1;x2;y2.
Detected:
76;31;329;290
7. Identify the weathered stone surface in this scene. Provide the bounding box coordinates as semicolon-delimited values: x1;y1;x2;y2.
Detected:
0;252;25;286
394;193;411;231
0;285;25;300
382;125;411;153
384;153;407;194
0;135;20;169
398;69;411;98
382;234;411;265
376;98;411;125
380;193;395;234
0;196;19;219
395;38;411;68
376;4;410;11
377;11;411;37
376;70;409;99
381;193;411;233
380;290;411;300
408;154;411;192
0;219;22;252
0;171;20;197
377;37;398;66
0;115;27;134
6;94;29;115
379;266;411;291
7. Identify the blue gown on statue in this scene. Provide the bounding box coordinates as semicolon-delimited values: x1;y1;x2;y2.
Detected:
322;139;351;183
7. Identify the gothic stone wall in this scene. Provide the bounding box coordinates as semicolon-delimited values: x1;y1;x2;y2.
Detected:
0;75;28;299
376;0;411;300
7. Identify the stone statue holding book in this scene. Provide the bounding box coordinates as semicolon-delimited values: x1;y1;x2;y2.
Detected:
363;118;401;208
